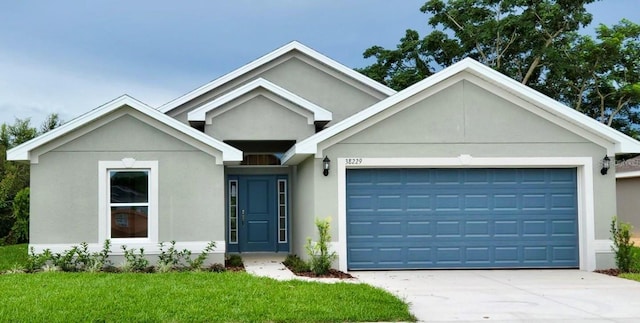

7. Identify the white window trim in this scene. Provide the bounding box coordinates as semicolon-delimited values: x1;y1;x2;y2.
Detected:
336;155;596;272
98;159;159;245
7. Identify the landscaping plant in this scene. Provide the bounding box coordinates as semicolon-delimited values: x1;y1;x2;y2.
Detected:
305;217;337;275
611;216;636;273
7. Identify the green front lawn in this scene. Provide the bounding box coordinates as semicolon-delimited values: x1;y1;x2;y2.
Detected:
0;244;27;271
0;271;414;322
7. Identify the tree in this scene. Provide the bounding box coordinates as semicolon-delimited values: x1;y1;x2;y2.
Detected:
0;115;63;244
357;1;640;136
544;20;640;135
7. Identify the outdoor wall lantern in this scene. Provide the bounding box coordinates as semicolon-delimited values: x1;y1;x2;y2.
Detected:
601;155;611;175
323;156;331;176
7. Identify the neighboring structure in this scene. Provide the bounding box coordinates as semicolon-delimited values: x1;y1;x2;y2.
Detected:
8;41;640;271
616;155;640;235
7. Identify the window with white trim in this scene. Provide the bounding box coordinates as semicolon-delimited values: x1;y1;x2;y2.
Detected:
99;159;158;243
278;179;287;243
109;170;149;238
228;180;238;244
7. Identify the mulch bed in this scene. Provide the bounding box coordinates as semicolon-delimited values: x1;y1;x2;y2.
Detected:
594;268;621;276
282;264;354;279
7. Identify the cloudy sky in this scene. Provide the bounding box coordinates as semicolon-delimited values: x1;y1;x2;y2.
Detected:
0;1;638;126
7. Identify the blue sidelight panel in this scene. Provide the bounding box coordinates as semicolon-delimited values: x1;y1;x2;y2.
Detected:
346;168;578;269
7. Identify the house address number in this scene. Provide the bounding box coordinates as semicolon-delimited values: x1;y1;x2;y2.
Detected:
345;158;363;165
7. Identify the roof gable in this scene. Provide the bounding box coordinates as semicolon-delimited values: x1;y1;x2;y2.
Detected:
187;78;332;125
7;95;243;164
283;58;640;164
157;41;396;114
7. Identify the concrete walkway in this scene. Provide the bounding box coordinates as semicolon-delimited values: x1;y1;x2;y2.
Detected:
241;255;640;322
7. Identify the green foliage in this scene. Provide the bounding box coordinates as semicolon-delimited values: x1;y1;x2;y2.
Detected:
120;245;150;272
10;188;29;243
610;217;636;273
25;247;52;273
0;115;63;243
283;254;311;273
0;243;28;271
0;272;414;322
185;241;216;270
305;217;337;275
357;1;640;136
157;240;181;269
225;254;244;267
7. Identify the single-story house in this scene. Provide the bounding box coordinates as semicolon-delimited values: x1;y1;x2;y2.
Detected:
8;41;640;271
616;156;640;235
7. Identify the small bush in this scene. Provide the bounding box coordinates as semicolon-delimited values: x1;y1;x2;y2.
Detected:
225;254;244;268
208;263;226;273
157;240;182;270
24;247;51;272
305;217;337;275
120;246;150;272
283;254;311;273
611;216;636;273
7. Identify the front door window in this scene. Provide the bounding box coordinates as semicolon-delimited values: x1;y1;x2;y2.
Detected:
227;175;289;252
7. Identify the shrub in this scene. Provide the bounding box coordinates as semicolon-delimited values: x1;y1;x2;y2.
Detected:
283;254;310;273
208;263;226;273
611;216;636;273
157;240;182;270
24;247;51;272
305;217;337;275
120;246;150;272
225;254;244;268
185;241;216;270
10;187;29;243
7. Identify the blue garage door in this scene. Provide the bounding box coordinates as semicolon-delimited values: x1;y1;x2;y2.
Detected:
346;168;578;269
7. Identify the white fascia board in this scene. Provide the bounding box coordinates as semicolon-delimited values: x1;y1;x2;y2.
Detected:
7;95;243;163
286;58;640;160
616;170;640;179
187;78;332;123
158;41;395;114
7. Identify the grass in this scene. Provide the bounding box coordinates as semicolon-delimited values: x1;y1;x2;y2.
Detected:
0;244;27;271
619;272;640;281
0;272;414;322
0;244;413;321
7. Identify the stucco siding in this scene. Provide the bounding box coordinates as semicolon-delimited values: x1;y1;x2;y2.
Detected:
204;92;314;141
311;78;615;269
342;81;589;144
170;52;383;128
616;177;640;235
30;113;225;246
291;156;316;258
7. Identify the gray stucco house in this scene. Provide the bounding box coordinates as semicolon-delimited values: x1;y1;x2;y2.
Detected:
8;41;640;271
616;156;640;235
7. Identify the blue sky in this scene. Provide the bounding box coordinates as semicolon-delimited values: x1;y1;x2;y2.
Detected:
0;0;638;126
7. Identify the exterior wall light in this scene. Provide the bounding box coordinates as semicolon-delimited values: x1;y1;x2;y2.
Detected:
601;155;611;175
323;156;330;176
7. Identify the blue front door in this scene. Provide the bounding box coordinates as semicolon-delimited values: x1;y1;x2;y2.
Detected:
227;175;288;252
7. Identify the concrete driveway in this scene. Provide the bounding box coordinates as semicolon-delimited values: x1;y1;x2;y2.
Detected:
353;270;640;322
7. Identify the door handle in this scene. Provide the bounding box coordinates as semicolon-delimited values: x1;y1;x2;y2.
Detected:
241;209;245;225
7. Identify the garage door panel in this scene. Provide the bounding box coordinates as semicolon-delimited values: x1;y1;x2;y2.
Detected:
347;168;578;269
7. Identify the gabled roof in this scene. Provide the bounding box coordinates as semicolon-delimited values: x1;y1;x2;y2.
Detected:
157;41;396;114
283;58;640;164
7;95;243;163
187;78;332;124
